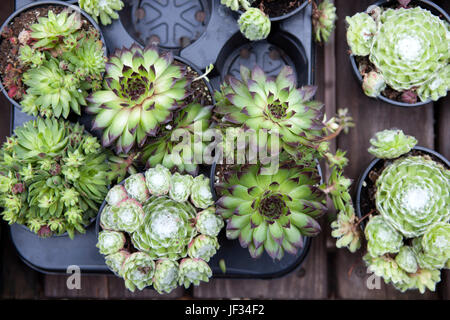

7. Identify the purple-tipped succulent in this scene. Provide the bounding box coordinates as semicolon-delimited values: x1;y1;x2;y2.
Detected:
86;44;188;154
216;163;326;260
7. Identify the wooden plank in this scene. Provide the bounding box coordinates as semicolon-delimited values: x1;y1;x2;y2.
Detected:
333;0;438;299
106;276;185;299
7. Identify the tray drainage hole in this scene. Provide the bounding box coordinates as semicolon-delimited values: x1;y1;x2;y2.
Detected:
131;0;210;50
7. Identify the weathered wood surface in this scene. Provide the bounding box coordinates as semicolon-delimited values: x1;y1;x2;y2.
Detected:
0;0;448;299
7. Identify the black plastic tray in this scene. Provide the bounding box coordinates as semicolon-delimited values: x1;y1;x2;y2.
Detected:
10;0;316;278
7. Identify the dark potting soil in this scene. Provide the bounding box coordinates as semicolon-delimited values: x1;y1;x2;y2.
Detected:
252;0;305;18
359;150;449;225
0;6;97;101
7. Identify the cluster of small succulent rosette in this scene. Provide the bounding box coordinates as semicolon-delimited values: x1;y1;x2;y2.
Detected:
332;129;449;293
0;0;447;295
346;1;449;103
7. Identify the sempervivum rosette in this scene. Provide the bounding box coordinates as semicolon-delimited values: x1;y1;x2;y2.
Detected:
214;65;326;161
368;129;417;159
87;44;188;153
375;156;449;238
216;163;326;260
346;6;450;102
0;118;110;238
96;165;223;293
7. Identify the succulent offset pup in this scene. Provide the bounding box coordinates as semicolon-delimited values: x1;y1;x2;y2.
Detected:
332;129;450;293
87;44;188;154
216;163;326;259
346;3;450;102
79;0;124;26
97;164;223;293
312;0;337;44
0;118;110;238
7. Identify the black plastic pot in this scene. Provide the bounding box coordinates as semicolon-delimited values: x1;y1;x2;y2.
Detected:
354;146;450;230
349;0;450;107
237;0;309;21
0;1;107;110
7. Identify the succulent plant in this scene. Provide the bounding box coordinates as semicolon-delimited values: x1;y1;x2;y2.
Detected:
79;0;124;26
214;65;325;161
110;198;145;233
412;237;447;270
19;45;45;67
86;44;188;153
375;156;449;238
97;167;221;293
221;0;255;11
188;235;220;262
153;259;179;294
216;163;325;260
105;250;129;276
395;246;418;274
362;71;386;98
132;196;197;259
178;258;212;289
0;118;110;238
169;173;193;203
312;0;337;44
347;6;450;101
394;268;441;294
22;58;87;118
363;254;410;285
368;129;417;159
238;8;271;41
124;173;150;203
190;175;214;209
195;207;224;237
97;230;126;255
346;13;377;56
30;10;81;50
142;103;213;176
365;216;403;257
331;203;361;253
122;252;155;292
144;164;172;196
421;222;450;263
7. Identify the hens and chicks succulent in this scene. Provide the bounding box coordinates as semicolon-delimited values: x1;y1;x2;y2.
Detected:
332;129;449;293
346;2;449;102
97;165;221;293
1;9;106;117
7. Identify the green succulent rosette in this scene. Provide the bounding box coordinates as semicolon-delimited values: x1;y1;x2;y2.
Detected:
421;222;450;262
313;0;337;44
217;163;325;260
105;250;129;276
100;205;117;230
417;65;450;102
122;252;155;292
111;198;144;233
196;207;224;237
412;235;447;270
331;203;361;253
178;258;212;289
214;65;326;161
346;12;377;56
370;7;449;95
97;230;126;255
87;44;188;153
169;173;193;203
365;216;403;257
79;0;124;26
190;175;214;209
145;164;171;196
375;156;450;238
363;254;409;285
362;71;386;98
395;246;418;274
393;269;441;294
188;235;220;262
221;0;255;11
238;8;271;41
0;118;109;238
153;259;180;294
105;185;128;206
368;129;417;159
124;173;150;203
131;196;197;259
142;103;213;176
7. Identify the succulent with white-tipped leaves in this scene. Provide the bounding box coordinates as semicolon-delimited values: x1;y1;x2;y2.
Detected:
97;230;126;255
79;0;124;26
178;258;212;288
153;259;179;294
122;252;155;292
368;129;417;159
188;235;219;262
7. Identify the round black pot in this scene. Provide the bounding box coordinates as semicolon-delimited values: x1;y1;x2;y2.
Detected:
354;146;450;230
237;0;309;21
349;0;450;107
0;0;107;110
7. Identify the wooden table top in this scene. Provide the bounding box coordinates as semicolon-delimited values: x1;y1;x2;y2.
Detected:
0;0;448;299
